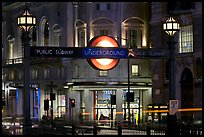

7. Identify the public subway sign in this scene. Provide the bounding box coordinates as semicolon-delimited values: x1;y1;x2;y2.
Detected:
30;46;128;58
30;46;167;59
30;36;126;70
30;35;168;70
30;46;82;58
128;48;169;58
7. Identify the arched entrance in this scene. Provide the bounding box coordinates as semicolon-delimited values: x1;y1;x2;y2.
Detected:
180;68;193;123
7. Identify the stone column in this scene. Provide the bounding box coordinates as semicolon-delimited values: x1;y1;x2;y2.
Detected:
65;87;71;124
84;89;94;123
16;88;23;116
40;89;45;120
116;89;123;123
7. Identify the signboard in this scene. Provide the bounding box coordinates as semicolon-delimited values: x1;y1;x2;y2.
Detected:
169;100;178;115
30;46;128;59
30;46;82;58
82;47;128;59
86;35;121;70
30;46;168;59
129;48;168;58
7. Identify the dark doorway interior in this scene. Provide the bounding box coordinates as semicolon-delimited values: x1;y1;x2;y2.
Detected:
180;68;193;123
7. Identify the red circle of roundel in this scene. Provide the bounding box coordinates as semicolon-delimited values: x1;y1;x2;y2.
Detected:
87;35;120;70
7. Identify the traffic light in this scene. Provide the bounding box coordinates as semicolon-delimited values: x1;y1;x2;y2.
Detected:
126;92;134;102
44;99;49;110
70;98;75;108
111;95;116;105
50;93;55;100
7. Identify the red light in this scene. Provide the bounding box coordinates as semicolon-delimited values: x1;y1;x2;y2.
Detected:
70;99;75;107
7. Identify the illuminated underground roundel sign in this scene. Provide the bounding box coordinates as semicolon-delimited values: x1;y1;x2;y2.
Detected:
87;35;120;70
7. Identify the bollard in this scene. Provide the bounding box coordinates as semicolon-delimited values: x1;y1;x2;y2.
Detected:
118;121;122;135
93;122;97;135
72;123;76;135
146;121;150;135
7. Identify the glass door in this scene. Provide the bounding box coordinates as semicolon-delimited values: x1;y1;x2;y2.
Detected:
94;90;116;127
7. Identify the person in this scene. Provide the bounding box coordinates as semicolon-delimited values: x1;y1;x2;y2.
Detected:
99;114;107;126
78;110;83;124
146;115;152;126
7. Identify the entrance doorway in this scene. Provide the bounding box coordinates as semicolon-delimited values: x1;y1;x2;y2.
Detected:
94;89;146;127
94;90;116;127
180;68;193;123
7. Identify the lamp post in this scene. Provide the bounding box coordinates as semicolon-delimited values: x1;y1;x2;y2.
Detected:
17;3;36;135
118;37;131;128
163;16;180;135
127;46;131;128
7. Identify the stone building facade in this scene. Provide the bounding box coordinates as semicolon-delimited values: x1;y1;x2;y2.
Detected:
2;2;202;126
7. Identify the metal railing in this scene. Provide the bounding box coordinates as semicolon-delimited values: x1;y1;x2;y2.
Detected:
2;118;202;135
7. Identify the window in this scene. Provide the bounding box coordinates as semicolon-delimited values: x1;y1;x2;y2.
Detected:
129;30;137;48
78;29;86;47
92;18;114;38
125;29;142;48
57;67;64;79
99;70;108;77
107;3;111;10
76;20;86;47
168;2;195;12
57;68;60;78
44;21;49;46
32;68;38;80
96;3;100;10
9;43;14;59
96;3;111;11
94;29;110;37
196;58;202;79
123;18;144;48
53;24;61;47
179;25;193;53
19;71;23;80
9;70;14;80
165;59;170;80
132;65;139;76
73;65;79;78
100;29;109;36
7;35;15;59
32;26;37;46
44;68;50;79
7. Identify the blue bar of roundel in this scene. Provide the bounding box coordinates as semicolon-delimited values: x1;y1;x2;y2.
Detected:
82;47;128;59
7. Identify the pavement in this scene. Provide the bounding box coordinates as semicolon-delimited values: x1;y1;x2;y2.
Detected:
2;121;166;135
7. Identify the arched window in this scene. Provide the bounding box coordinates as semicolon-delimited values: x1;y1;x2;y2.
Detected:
92;17;114;38
57;66;64;79
76;20;86;47
7;35;15;60
167;2;195;13
32;26;37;46
123;18;144;48
44;21;49;46
196;58;202;79
31;67;38;80
180;68;193;122
44;67;50;80
53;24;61;47
165;59;170;80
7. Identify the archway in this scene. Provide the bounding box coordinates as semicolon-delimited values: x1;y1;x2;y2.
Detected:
180;68;193;123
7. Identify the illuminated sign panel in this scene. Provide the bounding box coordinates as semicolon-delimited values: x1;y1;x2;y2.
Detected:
87;36;121;70
30;47;82;58
30;35;168;71
30;46;128;59
82;47;128;59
